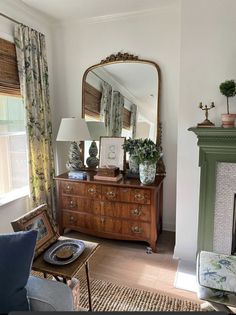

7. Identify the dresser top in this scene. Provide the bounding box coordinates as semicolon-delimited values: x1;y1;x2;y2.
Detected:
55;172;164;190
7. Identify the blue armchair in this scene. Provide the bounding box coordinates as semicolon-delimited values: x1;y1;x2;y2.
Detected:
27;276;74;311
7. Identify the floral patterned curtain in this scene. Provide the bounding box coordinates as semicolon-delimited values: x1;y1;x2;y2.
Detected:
111;91;124;136
130;104;137;138
14;25;56;218
100;81;112;136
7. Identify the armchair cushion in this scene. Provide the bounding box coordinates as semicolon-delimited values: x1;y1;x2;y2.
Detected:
27;276;74;311
0;230;37;313
198;251;236;293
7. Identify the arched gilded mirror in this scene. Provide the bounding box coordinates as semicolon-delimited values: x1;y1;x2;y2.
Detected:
81;52;164;173
82;53;161;142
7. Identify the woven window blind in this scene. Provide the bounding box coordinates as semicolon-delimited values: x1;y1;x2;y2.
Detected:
0;38;21;96
84;82;101;118
122;107;131;129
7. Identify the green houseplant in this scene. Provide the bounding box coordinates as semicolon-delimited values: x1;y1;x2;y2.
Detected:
135;138;162;185
219;80;236;128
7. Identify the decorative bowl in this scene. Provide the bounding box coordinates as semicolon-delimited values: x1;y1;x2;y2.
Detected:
43;239;85;265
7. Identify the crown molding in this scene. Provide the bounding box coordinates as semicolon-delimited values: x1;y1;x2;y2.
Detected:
55;3;177;27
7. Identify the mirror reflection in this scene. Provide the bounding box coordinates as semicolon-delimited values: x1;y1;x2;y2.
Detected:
81;54;161;168
83;62;159;142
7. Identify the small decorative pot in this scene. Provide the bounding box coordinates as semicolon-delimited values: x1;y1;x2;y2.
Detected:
139;161;156;185
129;155;139;174
221;114;236;128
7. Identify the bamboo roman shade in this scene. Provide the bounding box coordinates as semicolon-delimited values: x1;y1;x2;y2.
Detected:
122;107;131;129
84;81;101;118
0;38;21;95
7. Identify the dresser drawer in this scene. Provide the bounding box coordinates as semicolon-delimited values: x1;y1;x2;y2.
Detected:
85;184;101;199
100;217;122;234
62;210;100;230
130;189;151;204
101;202;150;221
61;196;100;215
102;186;119;201
102;186;151;204
122;221;150;239
61;181;85;196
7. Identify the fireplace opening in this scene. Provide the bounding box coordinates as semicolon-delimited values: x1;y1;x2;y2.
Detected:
231;194;236;255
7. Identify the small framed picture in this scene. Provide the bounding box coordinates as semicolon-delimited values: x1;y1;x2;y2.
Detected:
99;136;126;171
11;204;59;258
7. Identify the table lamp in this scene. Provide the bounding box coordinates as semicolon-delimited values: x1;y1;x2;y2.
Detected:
56;117;91;170
86;121;106;168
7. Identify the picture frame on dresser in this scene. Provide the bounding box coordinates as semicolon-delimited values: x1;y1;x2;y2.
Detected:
11;204;59;257
99;136;126;171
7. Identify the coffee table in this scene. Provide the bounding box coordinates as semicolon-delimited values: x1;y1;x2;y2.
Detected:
32;238;99;311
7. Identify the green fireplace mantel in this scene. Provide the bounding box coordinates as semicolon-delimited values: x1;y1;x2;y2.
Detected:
189;127;236;252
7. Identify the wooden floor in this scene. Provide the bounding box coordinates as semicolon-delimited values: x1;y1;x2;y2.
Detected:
66;230;200;303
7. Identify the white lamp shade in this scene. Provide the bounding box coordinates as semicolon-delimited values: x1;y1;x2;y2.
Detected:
56;118;91;142
135;122;150;139
87;121;106;141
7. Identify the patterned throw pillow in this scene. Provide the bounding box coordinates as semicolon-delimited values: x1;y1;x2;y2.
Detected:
0;230;37;313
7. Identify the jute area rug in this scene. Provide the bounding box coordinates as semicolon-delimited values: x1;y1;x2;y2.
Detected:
79;276;201;312
32;271;200;311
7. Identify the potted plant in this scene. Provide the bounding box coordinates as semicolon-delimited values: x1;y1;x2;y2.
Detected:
135;138;162;185
123;138;141;174
219;80;236;128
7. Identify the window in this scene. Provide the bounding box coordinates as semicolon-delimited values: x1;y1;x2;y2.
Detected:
0;38;28;204
0;94;28;201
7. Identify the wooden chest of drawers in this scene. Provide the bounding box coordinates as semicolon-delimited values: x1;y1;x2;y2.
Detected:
55;173;164;252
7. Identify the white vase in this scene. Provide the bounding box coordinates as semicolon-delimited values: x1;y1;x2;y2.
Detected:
139;161;156;185
129;155;139;174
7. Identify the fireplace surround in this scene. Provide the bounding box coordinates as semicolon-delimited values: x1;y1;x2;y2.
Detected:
189;127;236;253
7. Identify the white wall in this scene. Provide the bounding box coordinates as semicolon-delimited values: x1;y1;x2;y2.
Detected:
52;1;181;232
0;0;54;232
175;0;236;261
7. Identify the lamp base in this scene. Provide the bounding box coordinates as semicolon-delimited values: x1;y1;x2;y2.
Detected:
66;141;84;171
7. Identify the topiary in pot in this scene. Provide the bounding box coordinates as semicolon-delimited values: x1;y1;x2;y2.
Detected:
219;80;236;128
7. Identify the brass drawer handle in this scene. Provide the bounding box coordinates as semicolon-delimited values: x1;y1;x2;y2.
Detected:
101;217;105;224
88;187;96;194
106;191;116;198
134;193;144;201
68;200;77;208
69;215;77;224
131;208;141;216
64;184;72;193
131;226;143;234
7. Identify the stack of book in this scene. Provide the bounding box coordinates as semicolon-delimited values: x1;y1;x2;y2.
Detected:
68;171;87;180
94;166;122;182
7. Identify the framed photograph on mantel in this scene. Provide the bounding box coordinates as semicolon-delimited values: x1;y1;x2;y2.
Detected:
11;204;59;258
99;136;126;171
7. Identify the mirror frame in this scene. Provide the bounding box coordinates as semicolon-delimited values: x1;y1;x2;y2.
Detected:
81;52;165;174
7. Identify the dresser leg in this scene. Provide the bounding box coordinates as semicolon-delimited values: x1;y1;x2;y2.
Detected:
150;240;157;253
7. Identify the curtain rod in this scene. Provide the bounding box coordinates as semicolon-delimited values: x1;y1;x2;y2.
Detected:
0;12;44;35
0;12;22;25
91;70;134;104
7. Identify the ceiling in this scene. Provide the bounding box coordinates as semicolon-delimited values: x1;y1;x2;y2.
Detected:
21;0;174;22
